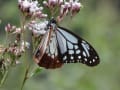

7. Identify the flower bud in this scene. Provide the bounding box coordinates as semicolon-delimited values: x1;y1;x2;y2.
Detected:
71;2;81;15
48;0;58;7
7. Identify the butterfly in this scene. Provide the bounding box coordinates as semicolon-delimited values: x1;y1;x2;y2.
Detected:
33;18;100;69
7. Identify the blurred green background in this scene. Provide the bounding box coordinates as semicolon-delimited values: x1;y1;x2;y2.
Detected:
0;0;120;90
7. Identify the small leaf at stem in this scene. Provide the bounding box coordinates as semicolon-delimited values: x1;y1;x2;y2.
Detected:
29;67;42;78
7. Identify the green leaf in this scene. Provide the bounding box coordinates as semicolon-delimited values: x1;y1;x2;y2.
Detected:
29;67;42;78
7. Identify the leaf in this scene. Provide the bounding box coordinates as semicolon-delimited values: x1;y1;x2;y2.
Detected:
29;67;42;78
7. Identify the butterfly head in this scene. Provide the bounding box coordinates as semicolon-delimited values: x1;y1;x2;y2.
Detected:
47;18;57;29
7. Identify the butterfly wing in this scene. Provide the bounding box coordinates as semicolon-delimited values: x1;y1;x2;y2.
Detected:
56;26;100;66
34;29;63;69
34;25;100;69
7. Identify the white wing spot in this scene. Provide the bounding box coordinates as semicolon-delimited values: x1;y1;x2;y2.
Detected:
95;56;98;59
83;51;87;57
93;59;95;62
82;40;86;43
76;50;81;54
89;61;92;64
81;41;90;57
63;56;67;60
82;40;90;49
67;41;74;49
75;45;79;49
78;56;81;59
84;58;87;62
69;50;74;54
70;56;74;59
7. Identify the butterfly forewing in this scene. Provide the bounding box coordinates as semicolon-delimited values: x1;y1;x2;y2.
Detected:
56;27;100;66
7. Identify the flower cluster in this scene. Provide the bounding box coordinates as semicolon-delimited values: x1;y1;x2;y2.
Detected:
18;0;82;20
5;23;30;52
0;23;30;70
43;0;82;21
18;0;47;18
28;20;48;37
7;40;30;56
0;41;30;68
5;23;22;34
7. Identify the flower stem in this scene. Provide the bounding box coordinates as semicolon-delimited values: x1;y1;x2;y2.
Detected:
0;70;8;87
20;65;30;90
20;15;31;90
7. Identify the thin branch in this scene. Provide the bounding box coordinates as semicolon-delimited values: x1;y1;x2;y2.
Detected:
21;65;30;90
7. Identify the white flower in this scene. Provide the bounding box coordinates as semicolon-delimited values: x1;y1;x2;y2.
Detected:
71;0;82;12
13;28;22;34
18;0;47;18
28;21;48;36
59;0;82;18
21;41;30;49
29;1;40;13
5;23;16;33
22;0;31;8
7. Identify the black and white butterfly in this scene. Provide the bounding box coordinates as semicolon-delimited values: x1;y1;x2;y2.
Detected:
33;18;100;69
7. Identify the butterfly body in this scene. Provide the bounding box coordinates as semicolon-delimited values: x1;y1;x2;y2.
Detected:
33;19;100;69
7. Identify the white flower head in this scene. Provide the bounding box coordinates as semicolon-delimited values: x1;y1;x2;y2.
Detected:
18;0;47;18
28;20;48;37
21;41;30;49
